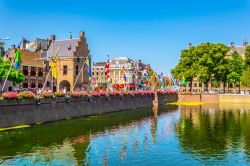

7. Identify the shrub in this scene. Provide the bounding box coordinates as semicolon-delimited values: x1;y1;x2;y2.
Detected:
54;91;65;97
1;92;19;99
18;91;36;99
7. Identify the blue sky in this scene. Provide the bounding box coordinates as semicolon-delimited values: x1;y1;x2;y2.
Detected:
0;0;250;74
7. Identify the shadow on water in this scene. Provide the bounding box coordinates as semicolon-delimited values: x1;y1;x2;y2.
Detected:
0;105;177;165
176;103;250;162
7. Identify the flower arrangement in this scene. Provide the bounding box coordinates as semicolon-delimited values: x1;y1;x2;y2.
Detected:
18;91;36;99
54;91;65;97
41;91;54;98
1;92;19;99
70;91;89;97
109;91;122;96
92;91;100;97
100;91;108;96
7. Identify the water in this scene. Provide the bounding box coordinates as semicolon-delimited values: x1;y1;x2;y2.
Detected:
1;104;250;165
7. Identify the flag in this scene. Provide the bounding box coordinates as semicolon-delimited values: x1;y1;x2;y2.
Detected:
143;70;148;78
175;79;180;86
14;48;21;70
124;74;127;82
84;55;92;81
51;47;59;79
166;76;171;87
181;76;187;86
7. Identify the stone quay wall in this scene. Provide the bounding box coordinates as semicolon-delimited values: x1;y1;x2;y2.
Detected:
178;94;250;103
0;94;178;128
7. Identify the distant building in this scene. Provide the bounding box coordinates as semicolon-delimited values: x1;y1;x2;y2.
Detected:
0;41;5;56
92;62;107;85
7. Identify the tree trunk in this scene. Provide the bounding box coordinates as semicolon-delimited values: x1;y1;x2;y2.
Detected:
190;79;193;93
223;81;226;94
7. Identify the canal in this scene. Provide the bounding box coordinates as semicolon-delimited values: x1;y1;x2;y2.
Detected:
1;104;250;165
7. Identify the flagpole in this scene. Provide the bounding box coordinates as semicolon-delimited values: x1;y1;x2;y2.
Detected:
73;60;85;90
42;68;51;92
1;56;15;92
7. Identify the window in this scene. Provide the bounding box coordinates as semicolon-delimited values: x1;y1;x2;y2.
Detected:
75;65;79;75
31;79;36;88
47;82;50;87
63;65;67;75
23;66;29;75
199;83;202;87
96;72;99;76
30;67;36;76
38;67;43;77
38;84;43;88
194;83;197;87
77;57;80;62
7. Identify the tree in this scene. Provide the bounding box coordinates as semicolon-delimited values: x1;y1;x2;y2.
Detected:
245;46;250;66
0;57;24;86
196;43;229;92
227;51;244;93
171;46;198;92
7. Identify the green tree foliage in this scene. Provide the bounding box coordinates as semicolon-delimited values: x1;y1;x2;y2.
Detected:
172;43;230;92
241;66;250;88
227;51;244;91
245;46;250;66
0;57;24;86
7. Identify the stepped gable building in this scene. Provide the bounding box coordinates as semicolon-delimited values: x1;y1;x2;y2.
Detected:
47;31;90;91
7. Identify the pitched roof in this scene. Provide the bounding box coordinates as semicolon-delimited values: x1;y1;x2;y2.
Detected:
47;39;79;58
228;46;246;56
20;49;44;67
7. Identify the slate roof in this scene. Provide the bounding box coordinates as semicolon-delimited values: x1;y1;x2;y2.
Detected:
47;39;79;58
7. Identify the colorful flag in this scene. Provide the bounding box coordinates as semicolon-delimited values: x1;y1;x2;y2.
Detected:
14;48;21;70
51;47;59;79
166;76;171;87
181;76;187;86
84;55;92;81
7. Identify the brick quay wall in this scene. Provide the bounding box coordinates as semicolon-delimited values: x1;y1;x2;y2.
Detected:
0;94;178;128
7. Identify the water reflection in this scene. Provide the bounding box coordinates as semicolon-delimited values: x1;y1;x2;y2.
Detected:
1;104;250;165
176;104;250;162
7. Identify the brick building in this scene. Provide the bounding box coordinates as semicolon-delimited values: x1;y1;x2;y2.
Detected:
47;32;90;91
3;46;45;91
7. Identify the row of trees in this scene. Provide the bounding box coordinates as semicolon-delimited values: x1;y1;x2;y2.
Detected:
171;43;250;93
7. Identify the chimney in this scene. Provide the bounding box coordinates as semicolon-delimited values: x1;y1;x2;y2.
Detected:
22;37;27;49
189;42;192;48
80;31;85;39
50;35;56;41
69;32;72;39
230;41;234;48
243;41;248;47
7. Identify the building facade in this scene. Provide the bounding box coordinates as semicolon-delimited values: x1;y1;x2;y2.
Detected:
47;32;90;91
3;47;46;91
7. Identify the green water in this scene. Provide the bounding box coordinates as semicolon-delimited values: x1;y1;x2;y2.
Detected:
1;104;250;165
